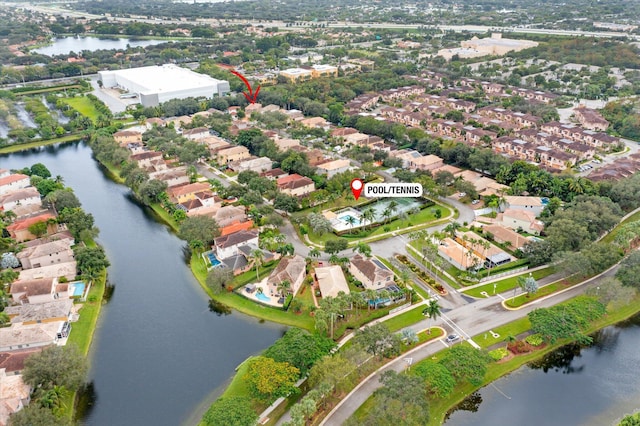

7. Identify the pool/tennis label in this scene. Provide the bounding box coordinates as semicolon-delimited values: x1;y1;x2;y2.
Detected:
363;183;423;198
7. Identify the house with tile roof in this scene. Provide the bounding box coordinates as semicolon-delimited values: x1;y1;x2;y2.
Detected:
214;230;259;260
16;239;73;269
348;254;394;290
277;174;315;197
0;187;41;212
9;278;58;305
315;265;350;298
0;174;30;196
6;212;58;242
266;255;307;297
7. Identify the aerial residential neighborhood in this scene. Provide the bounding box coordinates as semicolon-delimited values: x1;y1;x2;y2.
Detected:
1;0;640;425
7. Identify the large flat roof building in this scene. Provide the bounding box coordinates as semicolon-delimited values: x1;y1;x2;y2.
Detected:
98;64;230;107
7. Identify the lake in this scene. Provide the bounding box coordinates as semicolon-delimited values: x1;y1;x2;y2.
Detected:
0;142;285;425
33;37;171;56
445;314;640;426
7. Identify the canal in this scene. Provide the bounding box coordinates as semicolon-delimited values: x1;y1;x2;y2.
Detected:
445;313;640;425
1;142;285;425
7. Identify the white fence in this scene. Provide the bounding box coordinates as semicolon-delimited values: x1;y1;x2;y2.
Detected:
478;266;528;283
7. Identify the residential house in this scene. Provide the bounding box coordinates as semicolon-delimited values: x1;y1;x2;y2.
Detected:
348;254;394;290
499;209;544;234
6;212;58;242
216;146;250;165
266;255;307;297
5;299;73;325
231;157;273;174
300;117;329;129
261;168;288;181
277;174;315;197
214;230;259;260
113;130;142;146
481;224;530;250
503;196;544;217
0;187;41;212
0;368;31;426
165;115;193;129
220;219;254;237
0;321;69;352
10;278;58;305
129;151;163;169
182;127;210;140
274;138;301;151
316;159;351;178
245;103;262;115
0;169;10;179
0;174;30;196
16;239;73;269
214;205;248;228
18;261;77;282
167;182;211;204
148;167;190;188
145;117;165;128
409;154;444;172
315;265;350;298
437;237;483;271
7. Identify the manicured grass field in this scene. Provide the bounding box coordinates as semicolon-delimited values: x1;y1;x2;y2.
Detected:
463;267;555;298
0;134;83;154
473;317;531;349
383;305;427;332
63;97;100;122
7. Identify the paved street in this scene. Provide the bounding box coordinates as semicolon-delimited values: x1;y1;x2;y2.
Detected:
320;264;618;425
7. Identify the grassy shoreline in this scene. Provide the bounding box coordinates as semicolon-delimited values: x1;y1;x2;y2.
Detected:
0;134;84;155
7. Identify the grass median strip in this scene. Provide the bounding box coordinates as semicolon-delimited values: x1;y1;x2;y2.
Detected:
463;267;555;298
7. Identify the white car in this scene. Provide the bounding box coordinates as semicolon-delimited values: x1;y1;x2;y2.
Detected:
446;334;460;343
472;199;480;205
457;192;466;198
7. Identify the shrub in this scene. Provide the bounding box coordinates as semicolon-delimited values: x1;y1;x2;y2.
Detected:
507;340;531;354
488;347;509;361
525;333;544;347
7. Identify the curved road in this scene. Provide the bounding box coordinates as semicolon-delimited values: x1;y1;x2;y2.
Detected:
319;263;620;425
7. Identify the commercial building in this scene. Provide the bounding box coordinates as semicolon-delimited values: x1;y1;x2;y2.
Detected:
98;64;230;107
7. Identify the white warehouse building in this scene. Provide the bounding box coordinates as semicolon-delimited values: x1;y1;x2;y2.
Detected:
98;64;230;107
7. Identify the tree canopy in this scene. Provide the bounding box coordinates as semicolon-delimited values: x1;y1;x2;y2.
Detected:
178;216;220;245
23;345;87;392
263;328;335;375
201;396;257;426
243;356;300;402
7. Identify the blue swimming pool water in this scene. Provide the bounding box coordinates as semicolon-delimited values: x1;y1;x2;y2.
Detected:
339;215;358;222
71;282;85;297
256;292;270;302
207;252;221;267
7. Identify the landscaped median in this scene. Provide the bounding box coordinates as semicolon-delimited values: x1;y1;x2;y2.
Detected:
350;293;640;426
462;266;555;298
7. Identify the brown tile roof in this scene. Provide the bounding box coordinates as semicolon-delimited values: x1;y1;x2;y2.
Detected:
10;278;54;297
0;348;43;372
214;230;258;249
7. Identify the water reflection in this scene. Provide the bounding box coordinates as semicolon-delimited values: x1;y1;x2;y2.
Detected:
74;381;97;423
208;299;232;316
528;342;585;374
445;392;483;421
102;281;115;303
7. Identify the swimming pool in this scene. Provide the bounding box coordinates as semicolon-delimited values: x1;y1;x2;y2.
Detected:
69;282;85;297
339;214;358;222
207;252;221;267
256;292;271;302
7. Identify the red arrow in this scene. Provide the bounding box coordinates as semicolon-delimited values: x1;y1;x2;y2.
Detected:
230;70;261;104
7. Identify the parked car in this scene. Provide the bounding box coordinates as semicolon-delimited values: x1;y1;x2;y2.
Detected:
471;199;480;205
457;192;466;198
446;334;460;343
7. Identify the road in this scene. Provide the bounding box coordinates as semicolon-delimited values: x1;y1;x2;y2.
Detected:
320;263;619;425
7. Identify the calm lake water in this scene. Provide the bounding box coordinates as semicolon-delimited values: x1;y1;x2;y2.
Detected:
0;142;285;425
33;37;171;56
445;314;640;426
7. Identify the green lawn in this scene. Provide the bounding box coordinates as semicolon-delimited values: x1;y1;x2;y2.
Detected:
190;256;315;330
14;85;82;96
473;317;531;349
463;267;555;298
0;134;84;154
601;210;640;243
63;97;101;122
383;306;427;332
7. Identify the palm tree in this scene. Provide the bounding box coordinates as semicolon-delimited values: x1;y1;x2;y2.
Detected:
277;280;291;297
422;299;441;334
382;208;392;224
309;248;321;259
444;222;461;238
250;249;264;280
345;215;357;233
361;207;376;230
388;200;398;218
505;334;516;349
365;289;377;310
329;254;340;265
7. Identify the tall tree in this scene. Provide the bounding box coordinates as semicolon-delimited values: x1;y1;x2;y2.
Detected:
23;345;87;392
422;299;442;334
